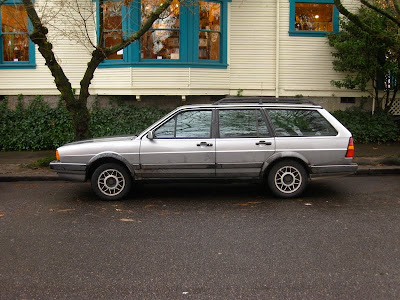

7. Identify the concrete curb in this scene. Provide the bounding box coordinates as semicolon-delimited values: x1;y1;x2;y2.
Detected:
0;175;61;182
355;167;400;176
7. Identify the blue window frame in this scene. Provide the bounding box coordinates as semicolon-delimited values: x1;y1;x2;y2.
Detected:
289;0;339;37
0;0;35;69
96;0;230;69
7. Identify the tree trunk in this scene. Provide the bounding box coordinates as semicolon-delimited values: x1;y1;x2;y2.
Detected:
23;0;90;140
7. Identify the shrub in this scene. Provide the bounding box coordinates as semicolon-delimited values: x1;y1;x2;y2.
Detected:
0;96;169;151
333;107;400;143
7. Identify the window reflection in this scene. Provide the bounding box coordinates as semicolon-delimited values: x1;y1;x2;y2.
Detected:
141;0;180;60
155;110;212;138
1;5;29;62
268;109;338;136
199;1;220;60
103;1;123;60
219;110;269;138
295;3;334;31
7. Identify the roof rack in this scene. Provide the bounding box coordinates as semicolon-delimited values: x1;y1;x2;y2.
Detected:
213;97;318;106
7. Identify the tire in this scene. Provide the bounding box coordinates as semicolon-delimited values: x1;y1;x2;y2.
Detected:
267;159;308;198
91;163;132;201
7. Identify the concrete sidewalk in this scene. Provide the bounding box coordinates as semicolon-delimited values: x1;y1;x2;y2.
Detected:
0;144;399;182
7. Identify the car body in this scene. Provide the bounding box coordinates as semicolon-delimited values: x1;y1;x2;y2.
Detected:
50;98;358;200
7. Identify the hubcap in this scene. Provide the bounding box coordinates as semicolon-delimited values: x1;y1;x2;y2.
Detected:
97;169;126;197
274;166;302;194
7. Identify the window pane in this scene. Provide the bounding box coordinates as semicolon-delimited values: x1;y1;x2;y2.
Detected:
199;2;221;31
267;109;338;137
2;34;29;62
199;1;220;61
141;0;180;60
1;5;29;62
142;0;180;28
295;3;334;31
199;31;219;60
219;110;269;138
104;32;123;60
141;30;179;59
1;5;28;33
103;1;122;31
103;1;123;60
176;110;212;138
155;117;176;138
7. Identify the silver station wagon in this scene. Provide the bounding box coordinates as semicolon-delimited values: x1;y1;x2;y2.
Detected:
50;98;358;200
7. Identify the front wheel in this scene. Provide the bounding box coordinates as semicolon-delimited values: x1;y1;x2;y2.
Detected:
91;163;132;201
267;160;308;198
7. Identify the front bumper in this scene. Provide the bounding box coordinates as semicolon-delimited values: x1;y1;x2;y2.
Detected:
310;163;358;178
50;161;87;182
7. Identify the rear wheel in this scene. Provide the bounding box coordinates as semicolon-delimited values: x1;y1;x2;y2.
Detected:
91;163;132;201
267;160;307;198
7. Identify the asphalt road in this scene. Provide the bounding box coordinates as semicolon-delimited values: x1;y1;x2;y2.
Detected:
1;176;400;299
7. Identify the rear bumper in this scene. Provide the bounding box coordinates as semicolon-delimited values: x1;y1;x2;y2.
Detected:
49;161;87;182
310;163;358;178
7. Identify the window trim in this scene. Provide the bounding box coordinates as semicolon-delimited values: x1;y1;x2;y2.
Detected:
288;0;339;37
0;0;36;69
95;0;230;69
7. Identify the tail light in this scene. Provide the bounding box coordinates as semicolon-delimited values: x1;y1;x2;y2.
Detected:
56;150;60;161
345;138;355;158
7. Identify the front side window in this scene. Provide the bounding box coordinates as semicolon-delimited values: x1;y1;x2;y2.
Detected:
98;0;229;68
289;0;338;36
155;110;212;138
267;109;338;137
0;2;35;68
219;110;270;138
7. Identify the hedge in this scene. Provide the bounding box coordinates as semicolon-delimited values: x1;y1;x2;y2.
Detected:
333;107;400;144
0;96;168;151
1;96;399;151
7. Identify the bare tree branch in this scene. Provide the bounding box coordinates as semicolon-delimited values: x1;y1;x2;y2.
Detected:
393;0;400;16
333;0;376;34
360;0;400;27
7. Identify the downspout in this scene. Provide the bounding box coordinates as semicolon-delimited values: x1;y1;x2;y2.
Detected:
275;0;280;98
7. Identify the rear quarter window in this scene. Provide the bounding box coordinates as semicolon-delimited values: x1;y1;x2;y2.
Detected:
266;109;338;137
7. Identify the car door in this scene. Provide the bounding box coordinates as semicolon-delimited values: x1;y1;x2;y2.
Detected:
215;108;275;178
139;109;216;178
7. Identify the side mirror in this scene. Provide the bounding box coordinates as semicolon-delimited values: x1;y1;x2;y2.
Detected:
147;131;155;140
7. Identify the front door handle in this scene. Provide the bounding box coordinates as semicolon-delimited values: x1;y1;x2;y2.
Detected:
197;142;213;147
256;141;272;146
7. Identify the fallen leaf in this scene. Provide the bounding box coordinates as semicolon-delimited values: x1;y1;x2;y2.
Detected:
145;204;156;208
120;218;134;222
0;213;4;217
233;203;248;206
58;209;75;212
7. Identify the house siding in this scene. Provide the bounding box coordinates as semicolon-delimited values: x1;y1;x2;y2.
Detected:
0;0;361;99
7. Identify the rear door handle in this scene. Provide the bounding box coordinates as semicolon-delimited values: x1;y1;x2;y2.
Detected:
197;142;213;147
256;141;272;146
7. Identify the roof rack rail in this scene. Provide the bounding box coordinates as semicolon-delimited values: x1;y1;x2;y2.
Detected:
213;97;318;106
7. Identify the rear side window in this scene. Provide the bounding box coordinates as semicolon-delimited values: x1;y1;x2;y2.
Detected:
267;109;338;137
218;109;270;138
